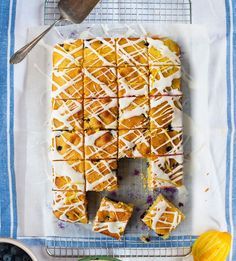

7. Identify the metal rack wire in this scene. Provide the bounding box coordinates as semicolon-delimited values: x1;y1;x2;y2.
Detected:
44;0;192;258
44;0;192;25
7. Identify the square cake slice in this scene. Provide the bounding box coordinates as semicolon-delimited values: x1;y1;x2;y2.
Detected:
84;38;116;67
52;131;84;161
53;39;83;68
149;66;181;96
117;66;149;97
118;129;150;158
85;160;118;191
84;67;117;98
85;129;118;159
150;96;183;129
116;38;148;66
142;194;184;238
52;67;83;99
52;99;83;131
150;128;183;156
148;155;183;189
52;190;88;224
147;37;181;66
119;96;149;129
52;160;85;191
93;197;133;240
84;98;118;130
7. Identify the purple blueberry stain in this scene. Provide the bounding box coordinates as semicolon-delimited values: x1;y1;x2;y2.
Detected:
146;195;153;205
133;169;140;176
110;191;117;198
58;221;65;229
117;175;123;181
136;207;141;212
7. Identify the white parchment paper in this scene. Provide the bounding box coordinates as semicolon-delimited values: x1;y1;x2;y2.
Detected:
15;24;228;238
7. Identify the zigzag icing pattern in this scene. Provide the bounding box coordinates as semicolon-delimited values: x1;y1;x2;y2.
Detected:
52;190;87;223
148;155;183;189
85;160;117;191
117;66;149;97
150;96;183;129
118;129;150;158
52;99;83;131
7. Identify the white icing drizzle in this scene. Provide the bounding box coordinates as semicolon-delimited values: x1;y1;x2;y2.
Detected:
85;160;117;191
52;161;85;191
84;38;116;67
52;190;87;223
117;67;148;96
83;67;117;97
150;66;181;95
52;68;83;99
149;155;183;189
85;130;117;159
119;129;150;158
52;131;84;160
147;37;180;65
151;128;183;155
94;221;126;235
53;41;83;68
150;96;182;128
84;98;117;129
116;38;148;66
52;99;83;131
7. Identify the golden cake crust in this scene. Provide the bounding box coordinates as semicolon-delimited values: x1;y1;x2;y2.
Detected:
52;67;83;99
52;99;83;131
150;96;183;129
52;131;84;160
85;160;118;191
52;160;85;191
53;40;83;68
142;194;185;238
119;96;149;129
85;129;118;159
84;38;116;67
93;197;133;240
118;129;150;158
52;190;88;224
116;38;148;66
149;66;181;96
83;67;117;98
148;155;183;189
150;128;183;156
117;66;149;97
84;98;118;130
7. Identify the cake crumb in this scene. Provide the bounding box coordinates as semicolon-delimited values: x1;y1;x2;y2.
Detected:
204;188;209;192
140;235;151;243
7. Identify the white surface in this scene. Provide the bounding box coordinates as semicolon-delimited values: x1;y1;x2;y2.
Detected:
13;0;228;260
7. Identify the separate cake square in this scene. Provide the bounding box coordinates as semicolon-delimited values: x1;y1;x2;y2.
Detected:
148;155;183;189
142;194;185;238
52;131;84;160
85;129;118;159
116;38;148;66
84;98;118;129
84;67;117;98
150;128;183;156
52;160;85;191
147;37;180;66
85;159;118;191
52;99;83;131
93;197;134;240
118;129;150;158
84;38;116;67
117;66;149;97
52;67;83;99
52;190;88;224
149;65;181;96
53;39;83;68
119;96;149;129
150;96;183;129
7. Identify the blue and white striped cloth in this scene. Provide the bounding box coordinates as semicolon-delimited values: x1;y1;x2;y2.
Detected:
0;0;236;259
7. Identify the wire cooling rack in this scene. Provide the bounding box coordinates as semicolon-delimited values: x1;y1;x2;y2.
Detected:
44;0;193;258
44;0;192;25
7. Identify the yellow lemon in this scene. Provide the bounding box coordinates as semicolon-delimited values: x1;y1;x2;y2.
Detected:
192;230;232;261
